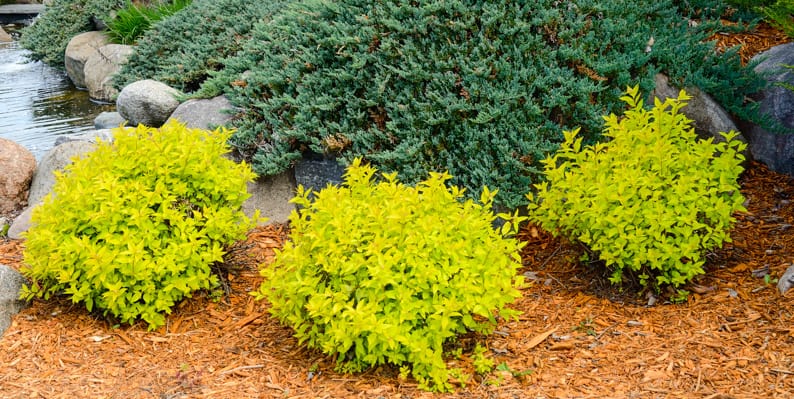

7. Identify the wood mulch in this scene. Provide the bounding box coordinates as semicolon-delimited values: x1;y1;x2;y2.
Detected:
1;161;793;399
1;21;793;399
709;20;791;65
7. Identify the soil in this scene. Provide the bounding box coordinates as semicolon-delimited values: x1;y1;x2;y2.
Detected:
1;21;793;399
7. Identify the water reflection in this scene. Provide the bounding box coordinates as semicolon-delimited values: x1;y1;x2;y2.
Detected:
0;25;114;159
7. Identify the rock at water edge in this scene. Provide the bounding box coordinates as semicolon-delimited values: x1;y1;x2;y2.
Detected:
64;31;110;89
0;138;36;214
116;80;180;128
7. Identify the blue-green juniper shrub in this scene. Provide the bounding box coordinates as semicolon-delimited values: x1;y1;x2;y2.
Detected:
202;0;764;208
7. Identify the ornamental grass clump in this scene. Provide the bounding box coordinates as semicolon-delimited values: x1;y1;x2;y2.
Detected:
256;159;525;391
527;86;747;290
105;0;193;45
21;120;260;330
112;0;286;92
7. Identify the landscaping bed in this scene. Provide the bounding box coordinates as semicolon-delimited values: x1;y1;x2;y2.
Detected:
0;11;792;399
0;160;792;398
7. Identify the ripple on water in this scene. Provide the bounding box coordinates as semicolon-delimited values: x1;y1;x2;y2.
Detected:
0;39;115;159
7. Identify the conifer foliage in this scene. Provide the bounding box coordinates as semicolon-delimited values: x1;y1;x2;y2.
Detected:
205;0;761;207
113;0;287;93
19;0;124;66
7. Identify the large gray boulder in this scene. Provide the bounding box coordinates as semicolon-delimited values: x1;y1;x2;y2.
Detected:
116;80;181;127
0;264;28;337
294;156;346;193
63;31;110;89
84;43;134;103
12;140;97;239
0;138;36;214
741;43;794;175
94;111;126;129
651;73;744;145
241;156;349;225
238;156;347;225
7;205;33;240
27;140;96;206
243;172;296;225
166;95;236;130
54;128;118;147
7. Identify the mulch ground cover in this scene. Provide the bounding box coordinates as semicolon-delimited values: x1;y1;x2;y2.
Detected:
1;19;793;399
710;20;791;65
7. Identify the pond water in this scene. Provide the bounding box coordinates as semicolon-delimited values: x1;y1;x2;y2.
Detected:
0;25;114;159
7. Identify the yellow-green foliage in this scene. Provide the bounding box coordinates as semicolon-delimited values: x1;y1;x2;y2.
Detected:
527;87;746;289
21;121;260;330
255;159;524;391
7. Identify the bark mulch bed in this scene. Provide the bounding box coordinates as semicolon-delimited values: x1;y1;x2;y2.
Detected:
1;162;793;399
1;21;793;399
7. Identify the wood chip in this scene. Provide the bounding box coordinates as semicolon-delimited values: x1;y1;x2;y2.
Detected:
233;312;264;329
549;341;576;351
527;327;558;350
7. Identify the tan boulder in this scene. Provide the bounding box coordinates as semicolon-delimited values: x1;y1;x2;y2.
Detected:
64;31;110;89
84;43;134;102
0;138;36;214
0;26;12;43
